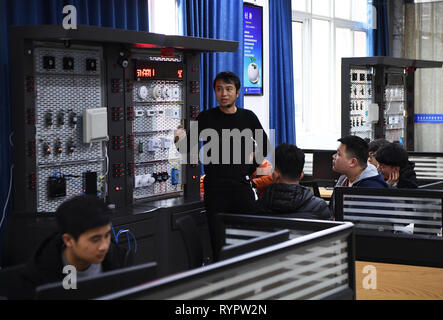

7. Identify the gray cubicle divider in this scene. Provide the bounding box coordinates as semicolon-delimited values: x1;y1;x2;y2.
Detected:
334;186;443;267
98;215;355;300
408;151;443;185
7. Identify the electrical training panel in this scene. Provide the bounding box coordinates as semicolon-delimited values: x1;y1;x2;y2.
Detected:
10;25;237;213
341;57;442;150
130;57;185;201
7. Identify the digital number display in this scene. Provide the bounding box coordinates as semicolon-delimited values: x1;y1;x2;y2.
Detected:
135;61;185;80
137;68;156;78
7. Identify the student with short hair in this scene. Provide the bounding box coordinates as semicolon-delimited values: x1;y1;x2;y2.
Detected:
367;138;390;167
256;143;332;220
330;136;390;217
375;142;418;188
18;195;133;298
333;135;389;188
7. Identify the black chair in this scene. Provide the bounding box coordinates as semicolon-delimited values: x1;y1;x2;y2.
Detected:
300;180;321;197
0;264;27;300
176;215;205;269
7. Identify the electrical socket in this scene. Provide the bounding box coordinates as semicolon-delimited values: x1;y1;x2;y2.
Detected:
134;175;143;188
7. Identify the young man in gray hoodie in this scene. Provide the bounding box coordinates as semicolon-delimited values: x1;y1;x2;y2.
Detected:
333;136;389;188
330;136;390;217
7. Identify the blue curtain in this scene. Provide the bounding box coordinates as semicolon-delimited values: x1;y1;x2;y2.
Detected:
0;0;149;264
180;0;244;111
368;0;389;56
269;0;296;146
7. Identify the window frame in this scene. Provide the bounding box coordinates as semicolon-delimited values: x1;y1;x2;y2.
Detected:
292;0;370;148
148;0;180;35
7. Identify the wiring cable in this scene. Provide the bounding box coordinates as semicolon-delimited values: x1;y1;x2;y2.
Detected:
110;222;138;253
1;132;15;231
1;164;14;232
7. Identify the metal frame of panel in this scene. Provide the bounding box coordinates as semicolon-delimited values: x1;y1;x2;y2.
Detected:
341;57;442;151
10;25;237;213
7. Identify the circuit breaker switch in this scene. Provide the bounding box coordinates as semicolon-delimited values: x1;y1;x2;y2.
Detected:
171;168;180;185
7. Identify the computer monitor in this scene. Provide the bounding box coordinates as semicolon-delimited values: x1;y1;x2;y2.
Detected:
312;150;340;185
34;261;157;300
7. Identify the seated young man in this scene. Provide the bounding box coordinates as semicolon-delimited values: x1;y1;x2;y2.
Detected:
333;135;390;188
330;136;390;216
367;138;389;167
255;143;332;220
375;142;418;188
18;195;133;298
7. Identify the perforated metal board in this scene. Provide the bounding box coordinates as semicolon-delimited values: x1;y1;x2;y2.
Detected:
132;78;184;200
34;45;106;212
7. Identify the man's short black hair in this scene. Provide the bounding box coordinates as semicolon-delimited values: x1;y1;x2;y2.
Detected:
56;195;111;240
338;135;368;167
275;143;305;181
375;143;409;168
213;71;241;92
368;138;390;153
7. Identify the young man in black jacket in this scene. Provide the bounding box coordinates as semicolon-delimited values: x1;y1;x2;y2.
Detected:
256;143;331;220
15;195;132;299
375;142;418;188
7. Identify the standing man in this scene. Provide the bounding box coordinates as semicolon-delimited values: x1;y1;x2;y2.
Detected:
176;71;270;261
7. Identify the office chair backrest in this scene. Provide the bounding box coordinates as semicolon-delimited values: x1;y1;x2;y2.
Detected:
300;181;321;197
176;215;204;269
0;264;27;300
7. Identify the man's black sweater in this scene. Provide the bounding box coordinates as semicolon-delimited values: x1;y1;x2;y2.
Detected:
197;107;269;183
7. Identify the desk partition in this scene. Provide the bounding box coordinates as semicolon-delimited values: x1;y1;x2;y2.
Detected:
334;187;443;267
100;215;355;300
408;151;443;184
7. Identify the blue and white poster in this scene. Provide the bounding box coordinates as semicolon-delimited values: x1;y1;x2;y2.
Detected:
243;4;263;95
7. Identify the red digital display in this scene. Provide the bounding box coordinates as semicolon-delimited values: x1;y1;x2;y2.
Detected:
137;68;156;78
135;61;185;80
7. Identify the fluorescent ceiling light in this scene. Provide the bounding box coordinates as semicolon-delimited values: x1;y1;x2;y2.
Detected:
414;0;443;3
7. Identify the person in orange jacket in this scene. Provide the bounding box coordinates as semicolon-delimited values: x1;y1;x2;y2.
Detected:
200;159;274;200
250;159;273;198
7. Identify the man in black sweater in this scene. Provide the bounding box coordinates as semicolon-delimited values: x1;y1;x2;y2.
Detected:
256;143;332;220
175;71;270;260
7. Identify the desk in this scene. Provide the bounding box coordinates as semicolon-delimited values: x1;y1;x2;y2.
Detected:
355;261;443;300
319;187;333;199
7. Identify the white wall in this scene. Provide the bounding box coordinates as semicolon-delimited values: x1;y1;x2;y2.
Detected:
243;0;270;135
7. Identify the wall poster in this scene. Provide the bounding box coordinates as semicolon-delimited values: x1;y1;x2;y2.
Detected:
243;3;263;95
